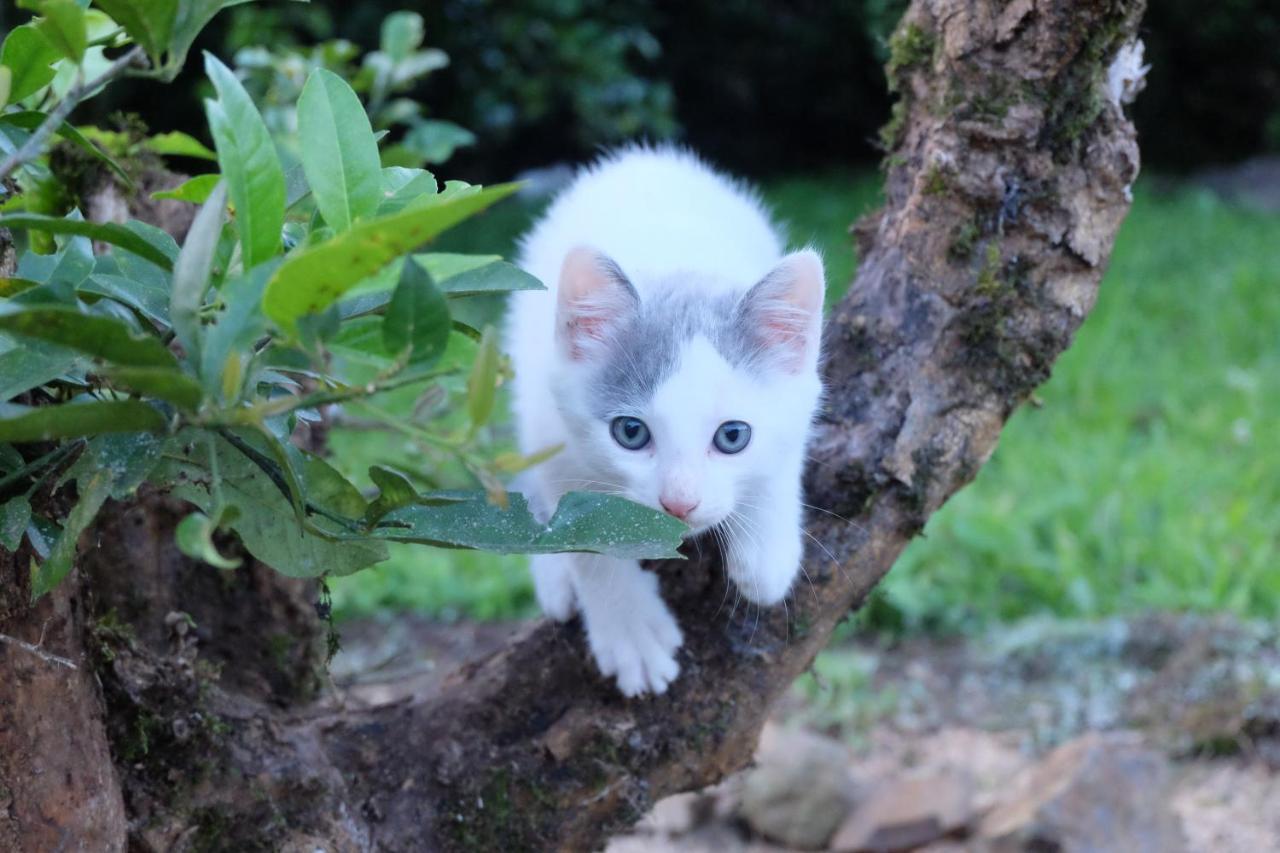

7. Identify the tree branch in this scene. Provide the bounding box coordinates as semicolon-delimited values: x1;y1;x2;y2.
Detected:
0;629;78;669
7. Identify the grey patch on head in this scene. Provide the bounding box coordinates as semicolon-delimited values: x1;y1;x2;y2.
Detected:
595;255;640;304
588;281;774;418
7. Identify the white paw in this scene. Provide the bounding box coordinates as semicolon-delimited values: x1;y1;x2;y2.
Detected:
530;555;576;621
726;533;801;606
584;577;683;696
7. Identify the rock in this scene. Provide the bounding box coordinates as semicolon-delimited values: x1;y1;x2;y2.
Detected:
978;732;1188;852
738;724;857;849
636;791;713;836
830;772;976;852
605;823;793;853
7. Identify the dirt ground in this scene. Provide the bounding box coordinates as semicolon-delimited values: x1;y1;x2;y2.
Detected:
329;613;1280;851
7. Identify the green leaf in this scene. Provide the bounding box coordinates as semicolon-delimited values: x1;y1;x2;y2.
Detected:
1;24;59;103
31;467;112;598
382;257;449;366
199;261;272;398
203;52;284;270
333;254;541;319
293;451;367;521
17;218;94;288
375;490;686;559
150;173;219;203
377;166;436;215
535;492;687;558
0;495;32;551
0;67;11;110
168;0;249;74
81;273;170;325
155;433;387;578
170;179;226;361
218;424;306;524
32;0;88;63
0;400;166;443
59;432;167;498
0;343;79;400
417;253;545;297
143;130;218;160
0;111;134;189
379;11;424;60
0;277;40;297
296;68;382;232
121;219;180;265
364;464;419;524
0;305;178;368
91;0;175;63
262;182;518;334
399;119;475;166
175;510;240;568
106;366;204;409
466;325;499;428
0;444;24;472
0;214;173;270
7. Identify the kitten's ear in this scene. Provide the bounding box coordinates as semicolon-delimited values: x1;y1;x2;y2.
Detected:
556;245;639;361
738;249;825;373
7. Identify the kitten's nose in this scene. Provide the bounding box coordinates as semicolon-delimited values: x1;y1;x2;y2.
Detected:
660;496;699;520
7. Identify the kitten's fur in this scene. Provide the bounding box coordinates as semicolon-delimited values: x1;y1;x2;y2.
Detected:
508;145;825;696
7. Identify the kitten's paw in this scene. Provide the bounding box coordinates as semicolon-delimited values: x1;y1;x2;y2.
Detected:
530;555;576;621
586;589;683;697
727;534;802;606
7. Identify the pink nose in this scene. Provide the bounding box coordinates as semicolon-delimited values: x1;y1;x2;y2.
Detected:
660;496;699;520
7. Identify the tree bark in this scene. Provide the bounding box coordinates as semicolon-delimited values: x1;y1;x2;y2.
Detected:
0;0;1145;849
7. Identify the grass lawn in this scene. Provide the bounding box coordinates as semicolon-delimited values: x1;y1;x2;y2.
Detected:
329;170;1280;632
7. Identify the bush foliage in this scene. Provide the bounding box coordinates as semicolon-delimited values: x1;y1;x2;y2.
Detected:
0;2;685;600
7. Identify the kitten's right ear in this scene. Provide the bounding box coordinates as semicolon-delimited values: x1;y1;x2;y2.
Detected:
556;246;638;361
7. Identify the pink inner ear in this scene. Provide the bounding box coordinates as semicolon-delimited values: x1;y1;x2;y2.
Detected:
746;251;825;372
757;299;813;371
561;297;618;360
556;246;636;361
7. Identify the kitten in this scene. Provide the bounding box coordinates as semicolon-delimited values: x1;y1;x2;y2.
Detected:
507;145;825;697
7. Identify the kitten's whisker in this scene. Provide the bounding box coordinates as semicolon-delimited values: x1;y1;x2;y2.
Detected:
800;526;849;585
798;561;819;604
549;478;629;491
710;526;733;621
728;503;823;603
721;511;768;645
798;501;869;535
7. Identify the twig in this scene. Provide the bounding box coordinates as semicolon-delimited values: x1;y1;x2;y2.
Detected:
0;630;78;670
0;46;146;184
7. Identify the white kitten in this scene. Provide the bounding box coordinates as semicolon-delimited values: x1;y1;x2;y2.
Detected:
507;145;825;697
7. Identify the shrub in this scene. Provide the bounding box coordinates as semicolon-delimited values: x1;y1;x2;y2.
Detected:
0;2;684;599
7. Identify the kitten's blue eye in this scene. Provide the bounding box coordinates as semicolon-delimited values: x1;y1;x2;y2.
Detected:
610;416;651;450
713;420;752;454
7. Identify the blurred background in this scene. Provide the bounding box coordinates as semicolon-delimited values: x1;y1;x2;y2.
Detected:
24;1;1279;844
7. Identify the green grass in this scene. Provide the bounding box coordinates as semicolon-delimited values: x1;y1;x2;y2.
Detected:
329;171;1280;630
877;187;1280;631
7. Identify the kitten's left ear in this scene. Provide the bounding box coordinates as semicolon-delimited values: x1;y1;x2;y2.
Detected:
738;249;825;373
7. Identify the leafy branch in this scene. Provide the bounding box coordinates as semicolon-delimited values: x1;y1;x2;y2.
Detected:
0;46;146;184
0;8;685;599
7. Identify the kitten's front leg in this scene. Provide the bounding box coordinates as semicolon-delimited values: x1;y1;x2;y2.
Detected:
724;475;805;606
571;554;683;696
530;553;576;621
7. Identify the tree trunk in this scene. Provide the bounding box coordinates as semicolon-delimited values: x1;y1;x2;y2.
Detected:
0;0;1146;849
